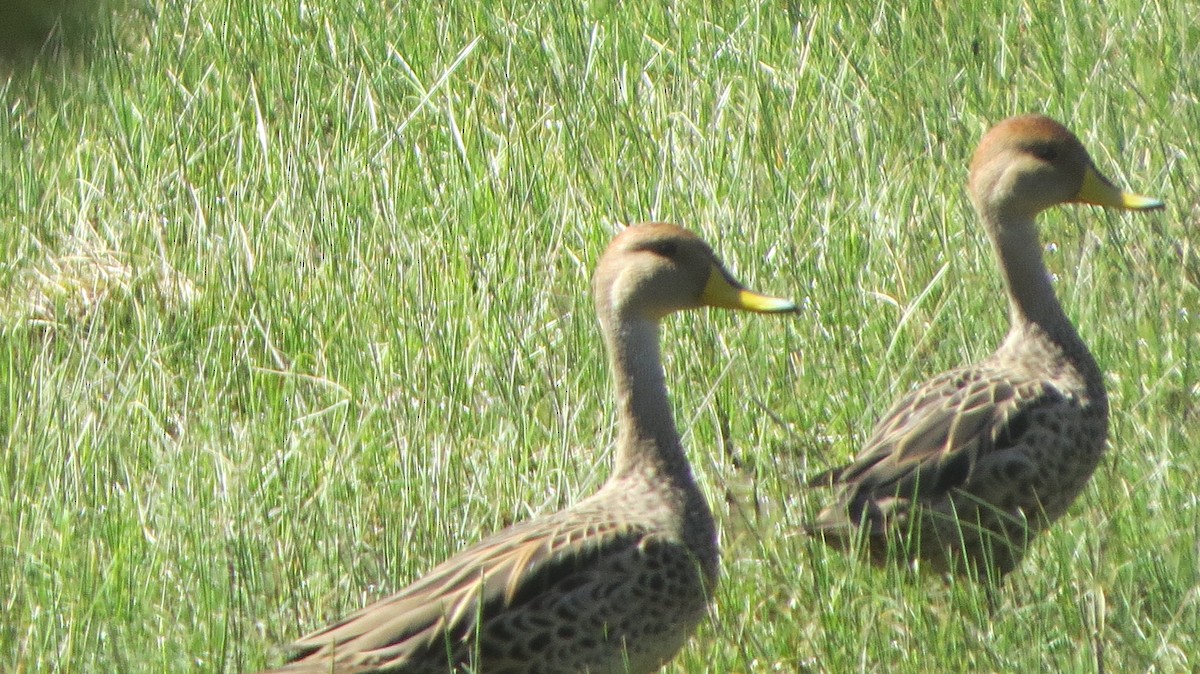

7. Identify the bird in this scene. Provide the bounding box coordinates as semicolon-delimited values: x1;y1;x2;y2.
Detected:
259;222;797;673
806;114;1164;579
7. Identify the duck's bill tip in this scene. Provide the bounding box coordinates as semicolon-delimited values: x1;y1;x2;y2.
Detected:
1075;165;1165;211
1115;192;1166;210
702;268;798;314
732;291;800;314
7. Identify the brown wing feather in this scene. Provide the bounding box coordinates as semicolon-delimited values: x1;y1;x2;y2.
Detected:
811;365;1055;531
270;510;645;673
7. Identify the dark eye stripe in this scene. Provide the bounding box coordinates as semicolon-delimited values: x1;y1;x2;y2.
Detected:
647;241;678;258
1028;143;1058;162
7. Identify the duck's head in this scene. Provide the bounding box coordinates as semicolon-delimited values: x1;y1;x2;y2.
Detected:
593;222;797;322
967;114;1163;221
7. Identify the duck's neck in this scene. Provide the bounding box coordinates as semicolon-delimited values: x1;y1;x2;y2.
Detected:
982;206;1077;339
601;313;691;481
980;204;1106;406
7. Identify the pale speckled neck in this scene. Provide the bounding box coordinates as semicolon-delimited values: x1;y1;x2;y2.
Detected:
600;313;693;482
982;205;1105;402
982;207;1076;338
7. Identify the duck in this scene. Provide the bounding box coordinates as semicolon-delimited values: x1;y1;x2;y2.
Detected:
807;114;1164;578
259;222;797;673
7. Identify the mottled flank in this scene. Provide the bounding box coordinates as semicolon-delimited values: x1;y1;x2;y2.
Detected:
259;223;795;673
808;115;1164;578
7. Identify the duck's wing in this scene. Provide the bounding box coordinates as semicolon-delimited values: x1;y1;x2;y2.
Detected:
809;366;1067;533
268;510;648;673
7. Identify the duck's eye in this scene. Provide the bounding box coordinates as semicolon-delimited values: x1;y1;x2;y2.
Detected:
1029;143;1058;162
648;241;678;258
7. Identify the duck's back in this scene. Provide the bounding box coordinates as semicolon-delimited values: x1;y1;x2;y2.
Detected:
273;483;716;674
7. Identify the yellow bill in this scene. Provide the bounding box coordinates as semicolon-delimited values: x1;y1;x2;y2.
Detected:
1074;165;1165;210
701;264;798;313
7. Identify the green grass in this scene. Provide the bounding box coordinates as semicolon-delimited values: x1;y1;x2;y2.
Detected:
2;0;1197;672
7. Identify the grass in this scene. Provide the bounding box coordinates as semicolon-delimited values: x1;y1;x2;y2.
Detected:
1;0;1197;671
